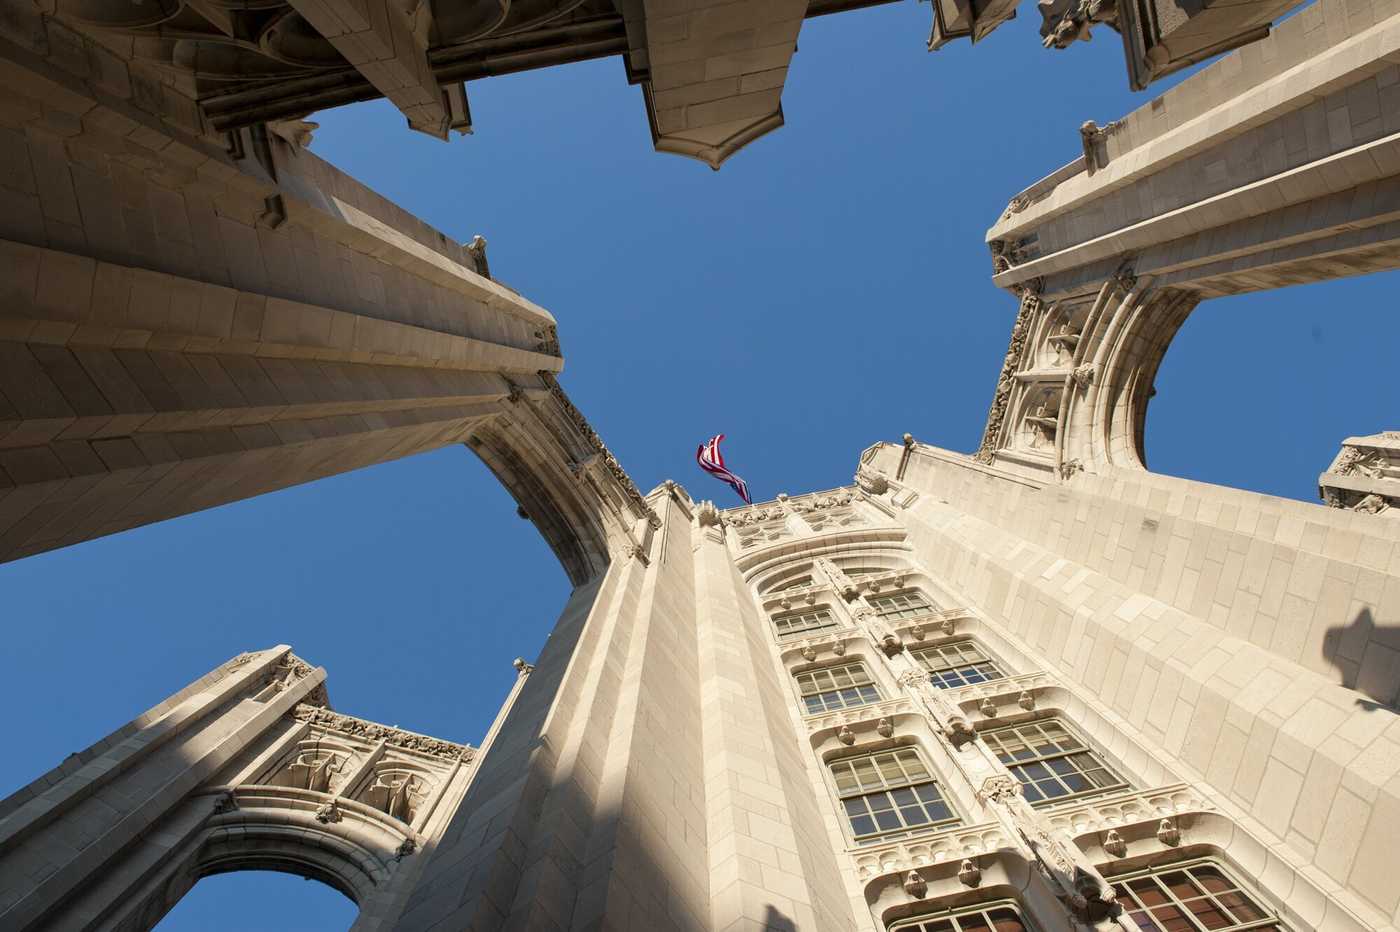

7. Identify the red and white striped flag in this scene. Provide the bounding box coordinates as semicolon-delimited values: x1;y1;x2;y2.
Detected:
696;434;752;505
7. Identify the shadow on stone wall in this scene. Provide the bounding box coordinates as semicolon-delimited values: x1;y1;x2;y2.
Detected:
1322;607;1399;711
763;905;797;931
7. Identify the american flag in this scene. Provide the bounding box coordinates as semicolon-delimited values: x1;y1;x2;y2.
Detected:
696;434;752;504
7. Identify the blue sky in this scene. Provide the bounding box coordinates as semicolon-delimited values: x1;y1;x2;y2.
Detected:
2;2;1394;928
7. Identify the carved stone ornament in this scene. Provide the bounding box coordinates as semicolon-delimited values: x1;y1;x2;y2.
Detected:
1001;193;1031;221
855;467;890;496
212;791;238;815
292;704;474;761
1071;363;1096;390
225;653;254;671
395;837;418;860
541;373;659;529
267;118;318;149
979;698;998;718
513;657;535;675
1157;818;1181;846
1354;493;1391;515
978;774;1022;804
910;623;925;641
1058;458;1085;480
958;859;982;888
939;617;956;637
315;801;343;824
976;290;1040;464
880;633;904;657
832;640;847;657
877;718;894;738
1103;829;1127;858
800;641;817;662
1018;691;1036;711
838;725;856;746
903;870;928;899
465;234;490;279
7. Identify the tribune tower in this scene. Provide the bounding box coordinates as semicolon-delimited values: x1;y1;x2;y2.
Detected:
0;0;1398;927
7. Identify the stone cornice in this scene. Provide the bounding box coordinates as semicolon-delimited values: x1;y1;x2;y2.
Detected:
291;705;474;762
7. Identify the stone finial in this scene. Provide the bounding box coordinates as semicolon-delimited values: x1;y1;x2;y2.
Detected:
902;433;916;449
695;500;723;528
903;870;928;899
958;859;982;888
513;657;535;675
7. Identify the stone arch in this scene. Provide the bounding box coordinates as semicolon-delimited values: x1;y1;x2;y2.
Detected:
977;282;1201;481
112;790;402;931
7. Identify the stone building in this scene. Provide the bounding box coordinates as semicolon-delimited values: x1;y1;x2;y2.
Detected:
0;0;1399;928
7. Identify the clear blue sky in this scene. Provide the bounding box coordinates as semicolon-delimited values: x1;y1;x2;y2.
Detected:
2;3;1394;928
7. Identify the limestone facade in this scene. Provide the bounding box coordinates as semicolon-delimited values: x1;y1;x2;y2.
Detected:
1;0;1399;928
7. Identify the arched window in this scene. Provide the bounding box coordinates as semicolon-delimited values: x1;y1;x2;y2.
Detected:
796;662;881;714
1108;860;1288;931
869;591;934;621
772;606;837;639
911;640;1006;689
890;901;1032;931
980;719;1127;805
830;748;959;843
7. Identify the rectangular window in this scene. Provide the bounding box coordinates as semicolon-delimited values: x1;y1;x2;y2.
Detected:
869;591;934;621
772;607;836;639
1111;860;1287;931
891;901;1032;931
796;663;881;714
912;640;1006;689
831;748;958;842
981;719;1127;806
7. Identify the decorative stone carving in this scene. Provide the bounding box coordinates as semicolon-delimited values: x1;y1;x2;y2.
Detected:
363;770;432;824
910;623;925;641
395;837;417;860
1353;493;1391;515
212;791;238;815
282;749;351;794
1156;818;1180;846
903;870;928;899
800;640;817;662
1018;690;1036;711
513;658;535;675
315;801;343;824
832;640;847;657
542;373;659;529
272;654;314;691
877;718;894;738
1058;458;1084;480
958;858;982;888
465;234;490;279
225;653;254;672
1024;399;1060;449
939;616;957;637
292;705;473;761
990;238;1031;274
838;725;856;746
1071;363;1096;390
979;698;998;718
855;467;890;496
976;291;1040;463
1103;829;1127;858
267;118;318;149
